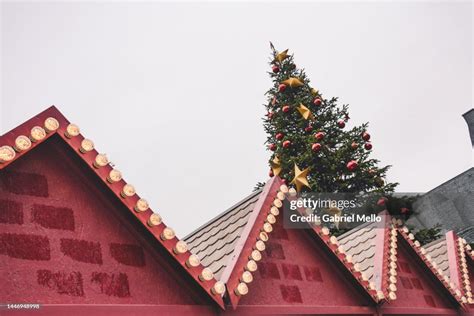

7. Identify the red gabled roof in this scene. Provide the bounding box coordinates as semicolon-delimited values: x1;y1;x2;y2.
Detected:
185;177;384;308
0;106;225;309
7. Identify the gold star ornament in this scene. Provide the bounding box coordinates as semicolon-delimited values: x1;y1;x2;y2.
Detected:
282;77;303;88
297;103;313;120
270;156;282;177
290;163;311;192
275;49;289;63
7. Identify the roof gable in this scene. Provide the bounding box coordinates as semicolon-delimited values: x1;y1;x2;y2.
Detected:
1;135;213;306
382;231;460;311
397;227;467;307
238;218;374;309
0;106;224;308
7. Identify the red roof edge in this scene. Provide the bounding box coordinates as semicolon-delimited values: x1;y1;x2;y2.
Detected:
449;233;473;304
372;210;394;299
0;106;225;309
222;176;284;309
446;231;465;296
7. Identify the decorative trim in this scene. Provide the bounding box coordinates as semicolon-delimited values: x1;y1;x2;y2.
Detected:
222;176;285;309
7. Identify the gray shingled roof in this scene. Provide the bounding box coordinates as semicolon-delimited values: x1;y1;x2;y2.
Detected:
407;167;474;244
184;190;262;280
424;237;450;279
337;221;379;287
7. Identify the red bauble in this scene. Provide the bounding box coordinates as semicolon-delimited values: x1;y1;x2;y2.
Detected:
347;160;358;172
282;105;290;113
268;143;277;151
364;142;373;150
312;143;322;152
377;197;387;206
282;140;291;148
362;132;371;141
313;98;322;106
267;112;274;119
278;84;286;92
400;207;409;214
315;132;325;141
351;142;359;149
272;65;280;73
337;120;345;128
276;133;284;140
304;125;313;132
269;169;274;177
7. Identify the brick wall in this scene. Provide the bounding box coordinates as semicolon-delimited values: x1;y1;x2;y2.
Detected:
0;137;204;305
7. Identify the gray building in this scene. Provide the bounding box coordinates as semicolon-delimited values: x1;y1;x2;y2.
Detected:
407;109;474;243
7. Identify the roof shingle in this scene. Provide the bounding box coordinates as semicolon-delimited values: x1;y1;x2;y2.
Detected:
185;190;262;280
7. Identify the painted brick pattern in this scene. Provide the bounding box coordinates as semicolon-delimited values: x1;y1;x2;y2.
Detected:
400;276;413;289
60;238;103;265
91;272;131;298
303;266;323;282
0;199;23;224
265;242;285;260
0;233;50;261
37;269;84;297
0;170;49;197
411;278;423;290
281;263;302;281
279;285;303;303
32;204;75;231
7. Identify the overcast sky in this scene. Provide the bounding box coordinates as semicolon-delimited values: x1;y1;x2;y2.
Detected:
1;1;472;237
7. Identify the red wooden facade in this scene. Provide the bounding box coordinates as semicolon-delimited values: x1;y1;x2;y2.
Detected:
0;107;472;315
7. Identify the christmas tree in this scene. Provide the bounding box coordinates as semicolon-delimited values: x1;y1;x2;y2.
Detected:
264;44;397;194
